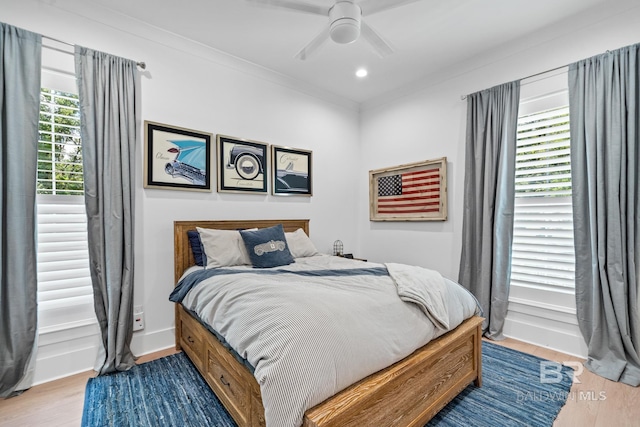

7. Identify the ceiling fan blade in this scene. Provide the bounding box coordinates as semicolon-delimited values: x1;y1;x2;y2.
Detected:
246;0;329;16
360;21;393;57
358;0;422;16
295;25;331;60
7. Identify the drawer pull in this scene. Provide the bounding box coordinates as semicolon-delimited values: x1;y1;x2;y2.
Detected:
187;336;195;344
220;375;230;387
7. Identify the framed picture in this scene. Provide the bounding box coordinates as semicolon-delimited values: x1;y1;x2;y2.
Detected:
271;145;312;196
369;157;447;221
143;121;212;191
217;135;269;193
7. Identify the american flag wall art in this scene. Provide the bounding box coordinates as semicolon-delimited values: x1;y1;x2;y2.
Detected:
369;157;447;221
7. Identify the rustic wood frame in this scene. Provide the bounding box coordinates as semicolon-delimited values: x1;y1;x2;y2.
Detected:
369;157;448;221
174;219;482;427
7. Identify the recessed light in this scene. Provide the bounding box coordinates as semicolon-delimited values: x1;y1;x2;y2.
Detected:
356;68;368;78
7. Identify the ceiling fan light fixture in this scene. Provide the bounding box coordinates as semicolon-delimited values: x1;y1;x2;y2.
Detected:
258;0;397;59
330;19;360;44
329;1;362;44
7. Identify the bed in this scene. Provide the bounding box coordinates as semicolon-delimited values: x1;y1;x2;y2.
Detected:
173;219;483;427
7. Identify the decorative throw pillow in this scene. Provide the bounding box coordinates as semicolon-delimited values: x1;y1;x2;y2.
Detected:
187;230;206;266
240;224;294;268
285;228;319;258
197;227;252;268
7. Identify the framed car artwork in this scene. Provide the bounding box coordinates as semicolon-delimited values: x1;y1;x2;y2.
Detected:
217;135;269;194
143;121;213;191
271;145;312;196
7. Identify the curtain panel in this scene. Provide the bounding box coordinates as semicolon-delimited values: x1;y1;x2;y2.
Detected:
0;22;41;397
458;81;520;340
75;46;139;375
569;43;640;386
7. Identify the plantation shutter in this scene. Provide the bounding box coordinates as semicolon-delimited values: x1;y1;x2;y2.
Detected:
37;195;95;329
511;105;575;290
36;88;95;331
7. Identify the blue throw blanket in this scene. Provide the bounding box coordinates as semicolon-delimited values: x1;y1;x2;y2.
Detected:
169;266;389;303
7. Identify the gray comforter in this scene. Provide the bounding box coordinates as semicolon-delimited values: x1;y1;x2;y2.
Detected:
176;255;479;427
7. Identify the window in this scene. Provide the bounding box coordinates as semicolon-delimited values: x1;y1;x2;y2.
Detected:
510;100;575;291
36;88;95;332
37;88;83;195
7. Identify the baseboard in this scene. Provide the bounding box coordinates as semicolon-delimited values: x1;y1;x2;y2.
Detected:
33;343;99;386
131;327;176;357
33;326;176;386
504;305;587;358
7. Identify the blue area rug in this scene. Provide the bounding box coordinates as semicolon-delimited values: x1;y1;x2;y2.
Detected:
82;342;573;426
427;342;573;426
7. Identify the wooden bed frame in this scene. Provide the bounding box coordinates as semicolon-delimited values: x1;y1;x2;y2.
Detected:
174;219;483;427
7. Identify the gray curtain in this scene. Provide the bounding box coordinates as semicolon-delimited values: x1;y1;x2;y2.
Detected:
458;81;520;340
0;23;41;397
569;43;640;386
75;46;139;375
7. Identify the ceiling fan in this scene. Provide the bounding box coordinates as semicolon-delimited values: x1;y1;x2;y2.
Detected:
247;0;421;60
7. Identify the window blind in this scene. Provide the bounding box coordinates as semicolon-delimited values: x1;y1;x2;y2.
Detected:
511;105;575;290
37;195;95;330
36;88;95;332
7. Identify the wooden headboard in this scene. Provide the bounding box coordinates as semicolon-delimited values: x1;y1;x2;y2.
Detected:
173;219;310;283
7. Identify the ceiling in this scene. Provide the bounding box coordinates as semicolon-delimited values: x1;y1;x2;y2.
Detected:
90;0;628;105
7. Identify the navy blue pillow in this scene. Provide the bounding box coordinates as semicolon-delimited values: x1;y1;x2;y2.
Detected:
239;224;294;268
187;230;206;267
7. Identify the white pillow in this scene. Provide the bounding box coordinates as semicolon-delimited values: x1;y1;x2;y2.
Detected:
285;228;319;258
197;227;252;268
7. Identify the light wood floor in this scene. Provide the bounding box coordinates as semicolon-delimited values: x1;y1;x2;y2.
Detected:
0;340;638;426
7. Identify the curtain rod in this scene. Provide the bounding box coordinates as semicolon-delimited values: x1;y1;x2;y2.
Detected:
460;63;569;100
43;35;146;70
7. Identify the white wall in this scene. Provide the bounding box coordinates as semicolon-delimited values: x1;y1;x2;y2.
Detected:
358;1;640;356
1;0;360;384
358;90;466;280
